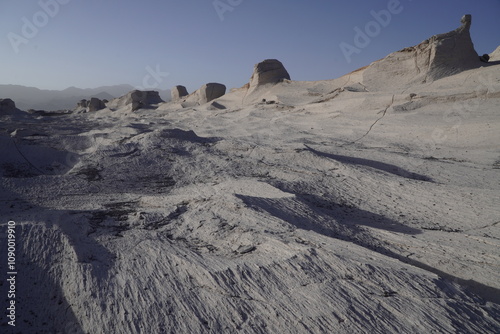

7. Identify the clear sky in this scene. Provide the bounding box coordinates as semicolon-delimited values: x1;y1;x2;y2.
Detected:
1;0;499;92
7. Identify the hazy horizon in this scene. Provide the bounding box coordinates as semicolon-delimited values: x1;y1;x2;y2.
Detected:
1;0;499;92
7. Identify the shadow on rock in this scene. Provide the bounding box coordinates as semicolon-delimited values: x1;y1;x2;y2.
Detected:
304;145;433;182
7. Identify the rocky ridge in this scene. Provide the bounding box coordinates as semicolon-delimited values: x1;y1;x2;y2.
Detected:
362;15;482;91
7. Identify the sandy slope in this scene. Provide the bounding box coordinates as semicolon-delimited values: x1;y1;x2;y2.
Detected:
1;62;500;333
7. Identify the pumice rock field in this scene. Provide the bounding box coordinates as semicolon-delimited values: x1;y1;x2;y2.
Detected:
1;15;499;334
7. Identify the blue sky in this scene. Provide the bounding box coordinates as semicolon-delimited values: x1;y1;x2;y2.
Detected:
1;0;499;92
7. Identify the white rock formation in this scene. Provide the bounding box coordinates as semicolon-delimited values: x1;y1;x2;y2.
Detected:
362;15;480;91
171;85;189;101
88;97;106;112
106;90;164;111
197;83;226;104
1;15;500;334
490;45;500;61
74;98;107;113
178;83;226;107
241;59;291;103
249;59;291;88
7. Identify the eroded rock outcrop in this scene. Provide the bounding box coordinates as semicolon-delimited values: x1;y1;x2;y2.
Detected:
362;15;481;90
0;98;17;113
178;83;226;107
238;59;292;102
490;46;500;62
197;83;226;104
106;90;164;111
0;98;28;118
74;98;107;113
88;98;107;112
77;99;88;109
249;59;291;89
171;85;189;101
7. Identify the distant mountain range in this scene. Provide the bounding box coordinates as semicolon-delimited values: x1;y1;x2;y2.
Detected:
0;84;171;111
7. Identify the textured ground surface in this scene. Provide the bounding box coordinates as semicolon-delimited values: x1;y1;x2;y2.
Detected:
1;63;500;333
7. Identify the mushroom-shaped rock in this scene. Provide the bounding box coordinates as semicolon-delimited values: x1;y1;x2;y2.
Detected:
171;85;189;101
249;59;291;89
87;97;106;112
127;90;164;105
0;98;17;113
106;90;164;111
197;83;226;104
177;83;226;107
